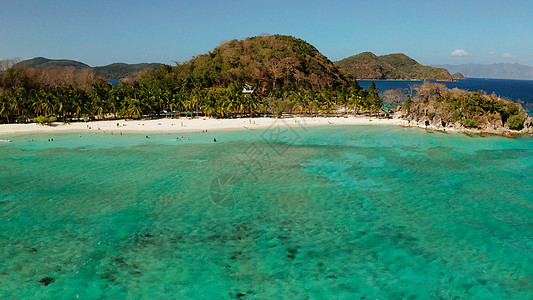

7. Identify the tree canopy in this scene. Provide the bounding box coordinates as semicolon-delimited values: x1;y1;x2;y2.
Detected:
1;35;392;124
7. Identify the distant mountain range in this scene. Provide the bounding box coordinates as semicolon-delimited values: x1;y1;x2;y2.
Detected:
433;63;533;80
335;52;453;81
18;57;163;80
21;56;533;83
19;57;90;70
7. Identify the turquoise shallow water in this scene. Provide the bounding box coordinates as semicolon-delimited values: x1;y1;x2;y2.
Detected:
1;125;532;299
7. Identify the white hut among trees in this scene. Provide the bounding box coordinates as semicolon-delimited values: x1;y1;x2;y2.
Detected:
242;84;254;94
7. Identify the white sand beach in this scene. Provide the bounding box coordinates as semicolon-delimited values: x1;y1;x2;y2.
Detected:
0;116;409;135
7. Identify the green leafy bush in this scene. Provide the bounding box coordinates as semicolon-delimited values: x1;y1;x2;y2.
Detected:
506;103;519;116
428;112;435;120
402;94;412;112
451;110;462;122
462;118;479;128
33;116;48;124
32;116;57;125
506;115;525;130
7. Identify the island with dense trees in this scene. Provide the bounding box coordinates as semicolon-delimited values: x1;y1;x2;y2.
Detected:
0;34;531;134
335;52;453;81
451;72;466;80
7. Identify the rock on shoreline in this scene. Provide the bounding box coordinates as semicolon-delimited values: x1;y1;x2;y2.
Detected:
396;82;533;136
396;111;533;136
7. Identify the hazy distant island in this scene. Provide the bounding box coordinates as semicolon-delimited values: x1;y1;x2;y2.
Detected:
451;72;465;80
434;63;533;80
335;52;453;81
1;34;532;135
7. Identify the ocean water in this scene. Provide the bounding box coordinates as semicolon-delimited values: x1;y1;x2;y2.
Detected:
1;125;532;299
358;78;533;112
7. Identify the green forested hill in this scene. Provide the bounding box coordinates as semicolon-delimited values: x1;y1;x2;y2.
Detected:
19;57;90;70
17;57;162;80
149;34;357;94
335;52;453;81
93;63;163;79
19;35;352;87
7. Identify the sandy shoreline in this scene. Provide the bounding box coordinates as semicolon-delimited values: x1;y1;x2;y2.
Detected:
0;116;409;135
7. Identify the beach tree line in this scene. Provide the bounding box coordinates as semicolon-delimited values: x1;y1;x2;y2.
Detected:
0;61;389;124
1;58;529;132
1;35;398;124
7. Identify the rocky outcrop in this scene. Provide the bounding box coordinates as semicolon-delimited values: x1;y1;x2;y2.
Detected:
404;117;533;136
451;72;465;80
395;82;533;135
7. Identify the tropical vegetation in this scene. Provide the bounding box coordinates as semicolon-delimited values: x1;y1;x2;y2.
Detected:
335;52;453;81
0;35;393;124
0;35;529;132
401;82;530;130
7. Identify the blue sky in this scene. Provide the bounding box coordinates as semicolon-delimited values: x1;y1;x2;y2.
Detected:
1;0;532;66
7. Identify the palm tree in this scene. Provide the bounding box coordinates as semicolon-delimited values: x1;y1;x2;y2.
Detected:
290;91;306;115
107;89;119;119
303;89;315;115
246;93;260;116
190;88;203;117
10;87;26;118
0;96;12;123
354;91;368;115
200;90;217;117
91;82;112;120
369;90;383;118
32;88;53;117
225;87;241;116
53;86;71;122
123;96;142;119
172;91;187;115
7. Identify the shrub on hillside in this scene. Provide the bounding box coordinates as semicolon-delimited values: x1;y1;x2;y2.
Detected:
462;118;479;128
506;115;525;130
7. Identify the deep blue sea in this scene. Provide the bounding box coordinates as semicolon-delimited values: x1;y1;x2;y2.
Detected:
358;78;533;112
107;79;120;86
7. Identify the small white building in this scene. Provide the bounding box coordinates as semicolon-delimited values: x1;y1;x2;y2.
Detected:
242;84;254;94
